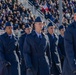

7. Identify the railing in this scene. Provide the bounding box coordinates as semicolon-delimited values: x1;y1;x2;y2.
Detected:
0;30;5;35
19;0;60;34
19;0;53;25
28;1;48;24
18;0;59;35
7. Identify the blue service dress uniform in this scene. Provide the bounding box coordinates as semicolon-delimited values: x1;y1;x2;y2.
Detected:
47;33;62;75
23;31;52;75
62;21;76;75
19;33;27;75
58;35;65;68
0;32;21;75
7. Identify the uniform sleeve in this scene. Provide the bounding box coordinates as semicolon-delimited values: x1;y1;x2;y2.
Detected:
16;39;22;63
51;36;62;73
19;36;24;58
46;36;52;66
53;47;62;73
23;36;32;69
19;37;23;52
58;38;63;59
0;36;6;64
64;28;76;72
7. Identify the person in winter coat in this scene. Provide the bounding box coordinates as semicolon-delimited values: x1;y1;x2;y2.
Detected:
0;22;21;75
23;17;52;75
47;22;62;75
62;12;76;75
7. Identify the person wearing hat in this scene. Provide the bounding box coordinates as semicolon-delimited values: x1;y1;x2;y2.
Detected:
62;9;76;75
23;16;52;75
47;22;62;75
41;26;47;34
19;23;32;75
58;25;65;69
0;22;21;75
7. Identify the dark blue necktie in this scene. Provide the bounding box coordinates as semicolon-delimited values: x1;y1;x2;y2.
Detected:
39;35;42;41
9;36;12;39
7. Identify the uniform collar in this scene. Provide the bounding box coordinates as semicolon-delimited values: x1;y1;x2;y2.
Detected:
35;31;42;38
32;30;44;37
4;32;13;38
47;32;54;36
8;34;13;39
59;34;64;38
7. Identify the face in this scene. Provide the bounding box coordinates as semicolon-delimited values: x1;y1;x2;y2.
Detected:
22;25;25;29
59;28;65;35
35;22;43;32
5;26;13;35
8;16;11;19
25;27;31;34
74;14;76;21
48;26;54;34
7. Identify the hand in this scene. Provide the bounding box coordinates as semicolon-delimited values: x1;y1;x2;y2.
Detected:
5;62;11;67
73;71;76;74
49;65;52;74
27;68;31;70
20;58;22;63
27;68;31;71
61;55;65;59
26;68;33;75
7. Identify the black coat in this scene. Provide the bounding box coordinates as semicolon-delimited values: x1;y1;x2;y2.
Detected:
62;21;76;75
0;32;21;75
47;33;62;75
23;31;52;75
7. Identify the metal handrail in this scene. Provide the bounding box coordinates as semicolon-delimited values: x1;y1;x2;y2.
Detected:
18;0;55;26
28;0;55;25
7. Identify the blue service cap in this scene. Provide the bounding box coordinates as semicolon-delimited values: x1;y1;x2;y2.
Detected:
59;25;65;30
25;23;31;29
35;16;42;22
47;22;53;28
5;22;13;28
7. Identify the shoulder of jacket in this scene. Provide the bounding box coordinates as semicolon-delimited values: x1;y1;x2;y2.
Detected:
0;33;6;38
21;33;26;37
59;35;62;39
68;24;73;28
65;23;74;34
0;33;6;41
25;33;32;39
21;32;25;36
68;21;75;29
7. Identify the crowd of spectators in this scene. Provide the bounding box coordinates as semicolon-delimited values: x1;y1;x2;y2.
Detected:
0;0;76;35
29;0;76;27
0;0;35;31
